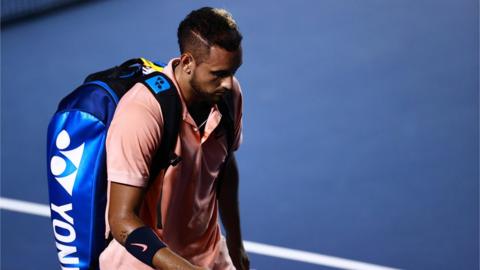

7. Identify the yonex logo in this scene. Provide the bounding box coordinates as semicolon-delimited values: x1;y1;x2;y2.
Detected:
49;129;84;268
50;130;85;196
145;75;170;94
155;77;166;88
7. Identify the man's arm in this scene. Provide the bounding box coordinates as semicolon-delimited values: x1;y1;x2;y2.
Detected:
108;182;207;270
218;154;250;270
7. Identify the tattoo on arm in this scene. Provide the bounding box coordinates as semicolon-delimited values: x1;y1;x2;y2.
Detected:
120;230;129;243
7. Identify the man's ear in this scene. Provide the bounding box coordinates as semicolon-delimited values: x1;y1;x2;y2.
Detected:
180;53;195;75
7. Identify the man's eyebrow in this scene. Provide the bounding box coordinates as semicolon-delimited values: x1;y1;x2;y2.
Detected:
210;69;236;77
211;69;230;74
211;65;241;74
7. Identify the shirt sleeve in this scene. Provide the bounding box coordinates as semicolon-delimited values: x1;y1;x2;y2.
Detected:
231;77;243;152
106;83;163;187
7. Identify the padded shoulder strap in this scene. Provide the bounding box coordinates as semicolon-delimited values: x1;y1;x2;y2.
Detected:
141;72;182;229
141;72;182;174
214;91;236;197
218;91;235;154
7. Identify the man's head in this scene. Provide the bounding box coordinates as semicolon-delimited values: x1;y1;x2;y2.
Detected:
177;7;243;104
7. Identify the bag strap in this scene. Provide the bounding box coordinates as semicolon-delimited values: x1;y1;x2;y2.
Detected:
218;91;235;154
141;71;182;229
141;72;183;173
214;91;236;196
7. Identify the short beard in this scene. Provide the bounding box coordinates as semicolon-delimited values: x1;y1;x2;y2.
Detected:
190;75;217;105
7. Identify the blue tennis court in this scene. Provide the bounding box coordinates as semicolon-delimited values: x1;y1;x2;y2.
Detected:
1;0;478;269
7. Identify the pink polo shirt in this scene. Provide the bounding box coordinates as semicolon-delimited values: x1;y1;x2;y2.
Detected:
99;59;243;270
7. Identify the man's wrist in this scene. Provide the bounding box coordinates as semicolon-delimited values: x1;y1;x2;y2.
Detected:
125;226;166;268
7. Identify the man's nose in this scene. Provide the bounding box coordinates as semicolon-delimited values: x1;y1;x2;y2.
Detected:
220;76;233;91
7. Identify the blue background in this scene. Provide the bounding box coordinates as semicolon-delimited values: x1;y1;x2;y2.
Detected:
1;0;478;269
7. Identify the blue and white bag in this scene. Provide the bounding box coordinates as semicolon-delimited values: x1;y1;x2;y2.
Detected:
46;58;183;270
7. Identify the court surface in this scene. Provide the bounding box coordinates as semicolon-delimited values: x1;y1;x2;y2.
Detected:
1;0;478;269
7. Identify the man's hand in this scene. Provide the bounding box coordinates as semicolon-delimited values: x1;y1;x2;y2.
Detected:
227;239;250;270
229;247;250;270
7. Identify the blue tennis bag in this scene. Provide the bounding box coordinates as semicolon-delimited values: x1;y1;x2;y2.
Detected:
46;58;185;270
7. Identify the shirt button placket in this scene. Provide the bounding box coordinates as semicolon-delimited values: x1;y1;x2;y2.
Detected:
192;126;201;141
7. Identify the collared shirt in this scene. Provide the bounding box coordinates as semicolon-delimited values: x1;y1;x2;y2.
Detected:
99;58;243;270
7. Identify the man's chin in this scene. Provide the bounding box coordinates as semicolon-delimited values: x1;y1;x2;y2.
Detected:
198;92;224;105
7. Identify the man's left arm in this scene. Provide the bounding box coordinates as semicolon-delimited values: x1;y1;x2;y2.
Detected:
218;153;250;270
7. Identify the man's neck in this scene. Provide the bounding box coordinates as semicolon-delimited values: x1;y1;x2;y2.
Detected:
173;62;211;127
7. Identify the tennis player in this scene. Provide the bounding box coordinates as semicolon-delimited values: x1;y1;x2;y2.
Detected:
99;7;249;270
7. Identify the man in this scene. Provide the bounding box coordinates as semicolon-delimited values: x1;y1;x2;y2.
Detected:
98;7;250;270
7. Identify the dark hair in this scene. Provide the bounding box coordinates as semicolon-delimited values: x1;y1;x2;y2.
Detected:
177;7;242;61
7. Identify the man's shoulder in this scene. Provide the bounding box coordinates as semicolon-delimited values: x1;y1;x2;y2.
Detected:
115;82;163;124
232;76;242;94
121;82;161;105
230;76;243;106
228;76;243;123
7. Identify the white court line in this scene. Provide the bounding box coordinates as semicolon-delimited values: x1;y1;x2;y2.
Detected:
243;241;399;270
1;197;51;217
0;197;400;270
